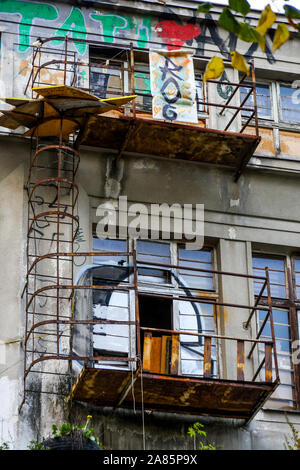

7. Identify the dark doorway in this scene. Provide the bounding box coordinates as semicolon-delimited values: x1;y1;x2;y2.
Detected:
139;295;173;333
138;295;173;368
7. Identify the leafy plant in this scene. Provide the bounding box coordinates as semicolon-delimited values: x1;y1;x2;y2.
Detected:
27;440;50;451
0;442;9;450
284;415;300;450
187;422;216;450
51;415;102;448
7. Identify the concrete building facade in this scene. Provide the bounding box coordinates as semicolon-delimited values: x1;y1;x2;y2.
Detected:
0;0;300;451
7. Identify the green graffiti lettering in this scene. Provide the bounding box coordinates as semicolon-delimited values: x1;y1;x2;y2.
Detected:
90;13;133;44
51;7;87;55
0;0;58;52
134;72;150;94
137;17;151;48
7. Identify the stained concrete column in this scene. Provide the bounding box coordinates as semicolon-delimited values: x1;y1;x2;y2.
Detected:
217;239;254;381
0;163;25;447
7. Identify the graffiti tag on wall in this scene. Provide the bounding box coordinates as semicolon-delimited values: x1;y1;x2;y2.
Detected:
150;50;198;123
0;0;277;66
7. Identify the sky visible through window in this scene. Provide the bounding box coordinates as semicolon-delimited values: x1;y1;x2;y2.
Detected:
209;0;300;12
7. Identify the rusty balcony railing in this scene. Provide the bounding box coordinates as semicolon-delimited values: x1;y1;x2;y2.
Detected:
24;36;259;137
21;36;261;181
68;254;279;421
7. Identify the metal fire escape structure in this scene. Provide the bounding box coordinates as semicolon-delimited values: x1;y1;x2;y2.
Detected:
0;37;279;422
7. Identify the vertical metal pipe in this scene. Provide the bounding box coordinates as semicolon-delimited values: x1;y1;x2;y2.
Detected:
132;249;141;364
64;37;68;85
251;60;259;137
130;43;136;119
287;266;300;406
265;267;279;381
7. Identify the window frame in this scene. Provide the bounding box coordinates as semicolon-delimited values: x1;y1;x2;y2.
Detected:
92;235;219;378
240;80;273;122
252;252;300;410
240;78;300;131
277;82;300;126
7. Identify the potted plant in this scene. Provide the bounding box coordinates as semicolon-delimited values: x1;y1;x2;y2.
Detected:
41;415;102;450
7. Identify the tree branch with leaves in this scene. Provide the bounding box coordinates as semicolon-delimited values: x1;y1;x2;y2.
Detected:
198;1;300;81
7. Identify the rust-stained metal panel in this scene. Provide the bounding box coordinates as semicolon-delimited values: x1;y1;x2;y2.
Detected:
150;337;163;374
0;113;23;130
265;344;273;383
78;115;260;172
237;340;245;382
124;373;276;419
71;368;277;420
170;334;179;376
71;368;131;406
203;336;212;378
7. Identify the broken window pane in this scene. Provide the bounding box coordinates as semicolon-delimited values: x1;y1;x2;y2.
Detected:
93;238;127;265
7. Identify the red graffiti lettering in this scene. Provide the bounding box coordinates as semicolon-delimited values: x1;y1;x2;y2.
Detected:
155;21;201;51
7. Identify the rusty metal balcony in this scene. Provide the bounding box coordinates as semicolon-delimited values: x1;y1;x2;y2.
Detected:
67;253;279;423
24;37;261;181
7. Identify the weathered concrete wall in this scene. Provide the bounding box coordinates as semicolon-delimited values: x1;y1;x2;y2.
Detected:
0;139;27;447
0;0;299;100
0;135;300;449
0;0;300;451
67;403;300;451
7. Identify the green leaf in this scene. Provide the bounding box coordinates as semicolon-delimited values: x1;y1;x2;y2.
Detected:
198;2;213;13
229;0;251;16
238;22;263;42
284;5;300;19
238;22;266;51
60;423;72;436
219;8;241;35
